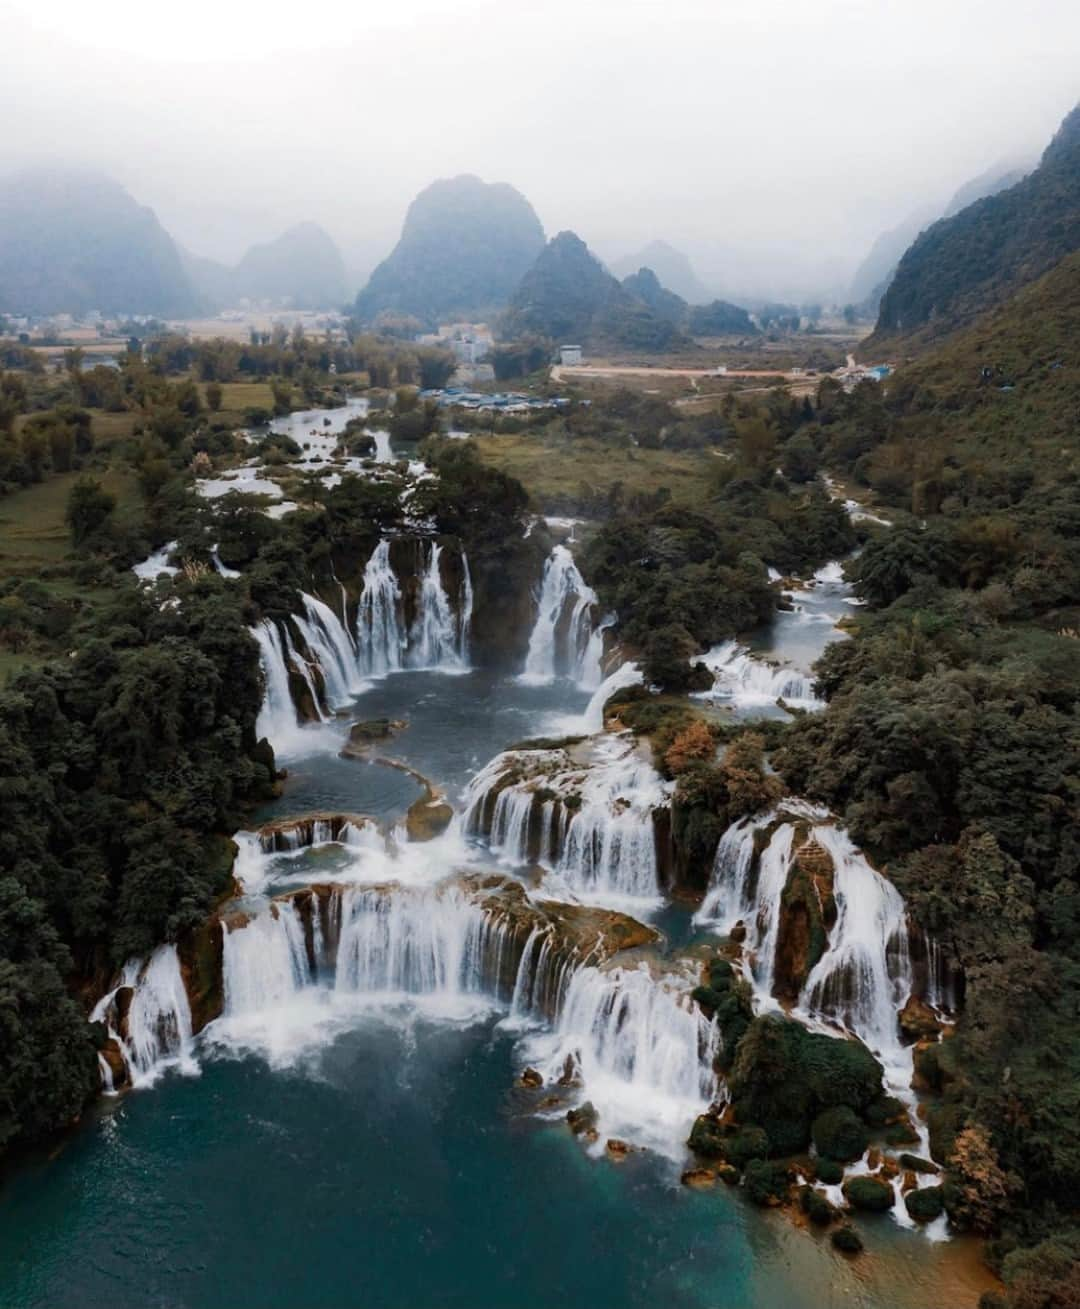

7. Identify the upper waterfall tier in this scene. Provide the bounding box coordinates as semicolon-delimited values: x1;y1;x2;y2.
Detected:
521;545;609;688
250;537;473;753
462;735;671;906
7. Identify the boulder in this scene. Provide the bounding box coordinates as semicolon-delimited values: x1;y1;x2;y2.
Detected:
405;797;454;842
681;1168;716;1190
606;1139;631;1158
831;1225;864;1254
567;1102;598;1135
843;1175;894;1213
812;1106;869;1163
904;1185;945;1222
899;1153;939;1176
799;1185;836;1226
815;1157;844;1185
899;996;943;1042
688;1114;726;1158
340;718;407;756
744;1159;791;1207
519;1067;543;1088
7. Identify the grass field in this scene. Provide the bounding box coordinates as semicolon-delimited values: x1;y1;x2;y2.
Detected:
199;380;277;412
471;433;721;513
0;468;139;582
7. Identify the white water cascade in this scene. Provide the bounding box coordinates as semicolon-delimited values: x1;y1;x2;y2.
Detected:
581;661;643;733
696;640;823;711
521;546;606;687
463;737;668;905
292;593;368;706
523;963;720;1155
91;945;196;1087
355;539;471;677
252;619;306;745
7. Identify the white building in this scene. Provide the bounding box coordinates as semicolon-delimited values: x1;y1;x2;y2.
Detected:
560;344;582;366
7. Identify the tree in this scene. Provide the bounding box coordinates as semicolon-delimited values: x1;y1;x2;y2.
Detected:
65;477;116;547
205;381;224;412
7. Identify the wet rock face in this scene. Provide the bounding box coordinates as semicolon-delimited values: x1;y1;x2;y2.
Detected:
255;813;372;851
406;797;454;842
468;536;549;670
772;835;836;1002
100;1039;130;1091
899;995;943;1042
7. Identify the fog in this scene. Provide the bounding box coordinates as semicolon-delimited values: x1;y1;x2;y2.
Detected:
3;0;1078;301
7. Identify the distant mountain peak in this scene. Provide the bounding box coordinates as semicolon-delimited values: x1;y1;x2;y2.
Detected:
354;175;545;326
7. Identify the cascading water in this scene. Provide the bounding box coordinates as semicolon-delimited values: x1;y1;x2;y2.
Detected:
356;539;405;676
696;640;823;711
91;945;196;1087
580;661;643;733
355;538;471;677
463;737;668;904
522;963;719;1154
408;542;469;672
521;545;606;686
292;593;368;706
252;619;303;745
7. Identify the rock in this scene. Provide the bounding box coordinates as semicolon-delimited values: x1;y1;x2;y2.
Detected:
537;1095;562;1111
405;797;453;842
100;1038;130;1090
899;996;943;1042
812;1107;869;1164
567;1102;598;1135
717;1164;741;1185
681;1167;716;1189
345;718;407;748
831;1225;863;1254
744;1159;791;1207
899;1153;939;1176
843;1175;894;1213
557;1054;582;1087
687;1114;726;1158
864;1093;908;1127
904;1185;945;1222
866;1148;882;1170
902;1170;919;1194
799;1185;836;1226
725;1125;769;1167
815;1157;844;1185
773;837;836;1000
519;1067;543;1088
606;1138;631;1158
729;922;747;944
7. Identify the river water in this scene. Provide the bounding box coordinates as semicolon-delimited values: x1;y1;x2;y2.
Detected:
0;422;993;1309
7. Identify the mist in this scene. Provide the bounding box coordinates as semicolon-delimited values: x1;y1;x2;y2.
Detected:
2;0;1078;301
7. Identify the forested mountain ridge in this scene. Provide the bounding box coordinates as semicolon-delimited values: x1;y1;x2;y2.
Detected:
0;169;198;317
354;175;545;327
868;103;1080;348
502;232;687;350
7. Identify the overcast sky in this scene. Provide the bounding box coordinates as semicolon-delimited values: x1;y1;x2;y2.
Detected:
2;0;1078;299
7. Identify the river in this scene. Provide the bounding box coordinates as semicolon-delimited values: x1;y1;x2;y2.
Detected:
0;414;994;1309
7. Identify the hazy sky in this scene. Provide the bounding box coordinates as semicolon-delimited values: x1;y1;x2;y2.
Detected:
2;0;1078;299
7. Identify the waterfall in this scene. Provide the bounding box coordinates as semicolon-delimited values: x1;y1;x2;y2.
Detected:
253;619;300;743
132;541;179;581
211;546;241;578
356;539;405;676
223;902;315;1014
523;963;719;1154
521;546;603;686
797;825;915;1061
693;811;777;931
463;738;667;904
696;641;823;711
580;662;643;733
373;430;394;462
355;539;471;677
91;945;196;1087
578;615;615;691
292;593;367;706
408;543;469;672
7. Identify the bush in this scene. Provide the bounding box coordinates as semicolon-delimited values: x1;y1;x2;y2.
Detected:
799;1185;835;1226
904;1185;945;1222
831;1225;864;1253
726;1126;770;1168
843;1175;894;1213
816;1157;845;1185
812;1106;869;1163
744;1159;790;1206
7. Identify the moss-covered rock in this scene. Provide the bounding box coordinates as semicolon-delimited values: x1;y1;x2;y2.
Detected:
843;1175;894;1213
799;1185;836;1226
725;1126;770;1168
744;1159;791;1206
864;1093;907;1128
815;1157;845;1185
927;1102;963;1165
899;996;943;1042
904;1185;945;1222
899;1153;939;1176
812;1106;869;1163
728;1015;885;1157
687;1114;726;1158
567;1102;598;1135
773;837;836;1000
831;1225;864;1253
